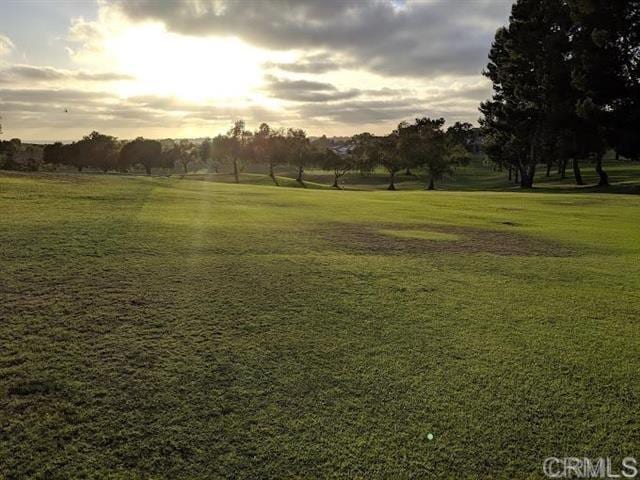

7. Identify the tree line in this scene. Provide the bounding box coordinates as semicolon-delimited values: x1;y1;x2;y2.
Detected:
0;118;476;190
481;0;639;188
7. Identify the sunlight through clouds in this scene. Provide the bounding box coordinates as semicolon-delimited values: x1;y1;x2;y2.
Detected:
0;0;512;139
106;26;263;101
67;5;291;104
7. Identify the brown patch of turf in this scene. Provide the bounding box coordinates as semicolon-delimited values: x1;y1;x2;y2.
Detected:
316;223;577;257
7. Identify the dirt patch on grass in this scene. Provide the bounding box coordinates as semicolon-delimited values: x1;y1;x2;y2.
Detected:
317;223;577;257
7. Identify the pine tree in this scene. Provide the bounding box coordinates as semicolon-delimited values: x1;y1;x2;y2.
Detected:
482;0;573;187
569;0;640;179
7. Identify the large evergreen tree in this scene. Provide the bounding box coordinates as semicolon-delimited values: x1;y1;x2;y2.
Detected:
482;1;639;187
481;0;574;188
569;0;640;183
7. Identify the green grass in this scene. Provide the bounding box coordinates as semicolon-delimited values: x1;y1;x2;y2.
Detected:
191;156;640;193
1;171;639;478
47;156;640;193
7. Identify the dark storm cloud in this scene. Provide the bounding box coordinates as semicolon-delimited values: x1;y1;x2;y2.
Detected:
264;75;361;102
108;0;512;78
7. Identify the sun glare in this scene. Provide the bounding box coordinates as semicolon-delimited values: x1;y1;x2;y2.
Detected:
105;23;266;102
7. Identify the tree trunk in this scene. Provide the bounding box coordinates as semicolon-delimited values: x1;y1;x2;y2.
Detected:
521;144;536;188
269;162;278;186
405;168;412;176
521;174;533;188
572;158;584;185
545;162;552;177
595;153;609;186
332;173;340;189
519;166;528;188
144;164;151;175
508;165;512;181
387;171;396;190
527;162;536;187
514;167;519;183
560;158;567;179
233;158;239;183
525;143;535;187
296;165;304;184
77;165;83;172
519;165;534;188
427;176;435;190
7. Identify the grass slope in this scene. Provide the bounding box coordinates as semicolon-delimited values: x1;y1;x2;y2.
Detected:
187;157;640;193
1;171;639;478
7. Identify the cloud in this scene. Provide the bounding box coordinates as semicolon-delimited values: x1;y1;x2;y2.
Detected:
0;70;491;138
297;98;424;124
0;34;14;57
0;87;288;137
264;75;361;102
76;71;134;81
0;1;507;138
264;53;346;74
363;87;416;98
0;64;133;83
107;0;512;78
0;87;112;105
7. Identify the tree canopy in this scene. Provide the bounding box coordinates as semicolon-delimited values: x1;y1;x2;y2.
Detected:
481;0;640;188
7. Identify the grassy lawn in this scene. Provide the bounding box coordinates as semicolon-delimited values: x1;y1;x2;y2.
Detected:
162;157;640;194
1;171;639;478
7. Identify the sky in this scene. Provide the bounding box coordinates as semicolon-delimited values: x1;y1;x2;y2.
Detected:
0;0;513;141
